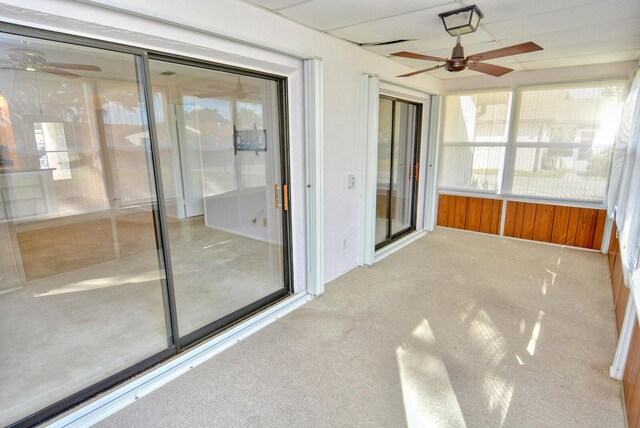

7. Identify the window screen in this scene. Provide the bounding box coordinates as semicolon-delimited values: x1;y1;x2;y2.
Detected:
507;82;626;201
439;91;511;192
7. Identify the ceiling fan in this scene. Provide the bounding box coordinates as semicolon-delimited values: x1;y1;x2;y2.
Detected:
390;4;542;78
392;35;542;77
0;48;102;79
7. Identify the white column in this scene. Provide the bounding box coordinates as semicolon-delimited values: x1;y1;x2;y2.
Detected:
304;58;325;296
363;75;380;267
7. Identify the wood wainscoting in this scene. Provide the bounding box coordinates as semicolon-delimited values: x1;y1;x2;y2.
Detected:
609;225;629;335
504;202;606;250
624;325;640;428
436;193;607;250
608;222;638;427
436;194;502;235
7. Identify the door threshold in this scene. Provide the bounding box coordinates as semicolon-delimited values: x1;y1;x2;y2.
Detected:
372;230;426;265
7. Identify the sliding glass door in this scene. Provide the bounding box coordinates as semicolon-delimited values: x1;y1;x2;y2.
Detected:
375;96;421;249
0;26;291;427
147;58;289;342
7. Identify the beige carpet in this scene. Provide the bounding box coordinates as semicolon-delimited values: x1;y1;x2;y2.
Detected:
99;227;625;427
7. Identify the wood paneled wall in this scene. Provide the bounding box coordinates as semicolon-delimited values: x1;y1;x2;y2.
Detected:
624;325;640;428
437;194;502;235
504;202;607;250
607;223;637;427
437;193;607;250
608;226;629;335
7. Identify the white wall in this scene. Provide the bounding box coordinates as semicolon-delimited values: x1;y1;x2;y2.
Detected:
442;61;638;93
0;0;442;284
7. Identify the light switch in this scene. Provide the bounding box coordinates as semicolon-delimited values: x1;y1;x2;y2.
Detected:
347;174;356;189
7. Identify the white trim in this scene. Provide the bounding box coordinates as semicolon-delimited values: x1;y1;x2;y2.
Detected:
363;75;380;267
602;217;615;254
499;200;508;236
374;230;427;263
633;270;640;320
67;0;314;61
437;188;607;210
611;292;636;379
49;292;313;427
303;59;325;296
415;94;431;231
363;79;431;264
500;89;519;195
424;95;441;232
379;81;431;103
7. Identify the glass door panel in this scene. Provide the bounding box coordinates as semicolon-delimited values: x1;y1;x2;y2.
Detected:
0;33;171;426
375;97;421;249
391;102;418;235
148;59;288;339
375;98;393;245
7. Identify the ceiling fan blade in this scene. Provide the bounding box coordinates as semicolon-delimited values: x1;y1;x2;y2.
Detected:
48;63;102;72
398;64;445;78
42;68;82;79
359;39;415;47
467;62;513;77
467;42;542;62
391;51;447;62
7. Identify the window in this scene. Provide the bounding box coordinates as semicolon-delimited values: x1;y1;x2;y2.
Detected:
33;122;72;180
507;82;626;201
439;81;626;203
608;69;640;274
439;91;511;192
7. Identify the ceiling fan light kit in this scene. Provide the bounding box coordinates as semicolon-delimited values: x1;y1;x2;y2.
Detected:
439;5;484;37
391;5;543;78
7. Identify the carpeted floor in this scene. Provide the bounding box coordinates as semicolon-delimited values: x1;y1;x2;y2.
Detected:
99;227;625;427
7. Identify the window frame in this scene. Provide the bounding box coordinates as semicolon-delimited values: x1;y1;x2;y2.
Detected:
439;80;628;206
438;87;512;195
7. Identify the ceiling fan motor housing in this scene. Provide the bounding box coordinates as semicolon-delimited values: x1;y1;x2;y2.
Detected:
446;43;467;72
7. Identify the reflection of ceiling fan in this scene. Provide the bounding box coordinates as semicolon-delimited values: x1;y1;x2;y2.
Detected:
392;35;542;77
0;49;102;79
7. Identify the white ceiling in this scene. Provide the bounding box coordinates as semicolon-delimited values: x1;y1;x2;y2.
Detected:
241;0;640;79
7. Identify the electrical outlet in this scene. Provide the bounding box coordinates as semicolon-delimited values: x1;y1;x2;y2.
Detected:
342;239;348;249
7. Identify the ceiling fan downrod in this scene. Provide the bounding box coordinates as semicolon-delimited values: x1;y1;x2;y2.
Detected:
447;32;467;72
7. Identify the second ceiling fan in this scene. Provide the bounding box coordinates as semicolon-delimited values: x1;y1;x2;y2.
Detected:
391;4;543;78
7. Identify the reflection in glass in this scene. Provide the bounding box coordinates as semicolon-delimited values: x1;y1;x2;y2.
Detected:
0;34;170;426
375;98;393;245
148;60;286;337
391;102;417;235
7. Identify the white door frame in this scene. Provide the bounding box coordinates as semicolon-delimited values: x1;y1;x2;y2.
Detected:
361;77;433;266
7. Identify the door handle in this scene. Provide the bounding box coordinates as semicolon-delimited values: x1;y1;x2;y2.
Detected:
274;184;289;211
283;184;289;212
